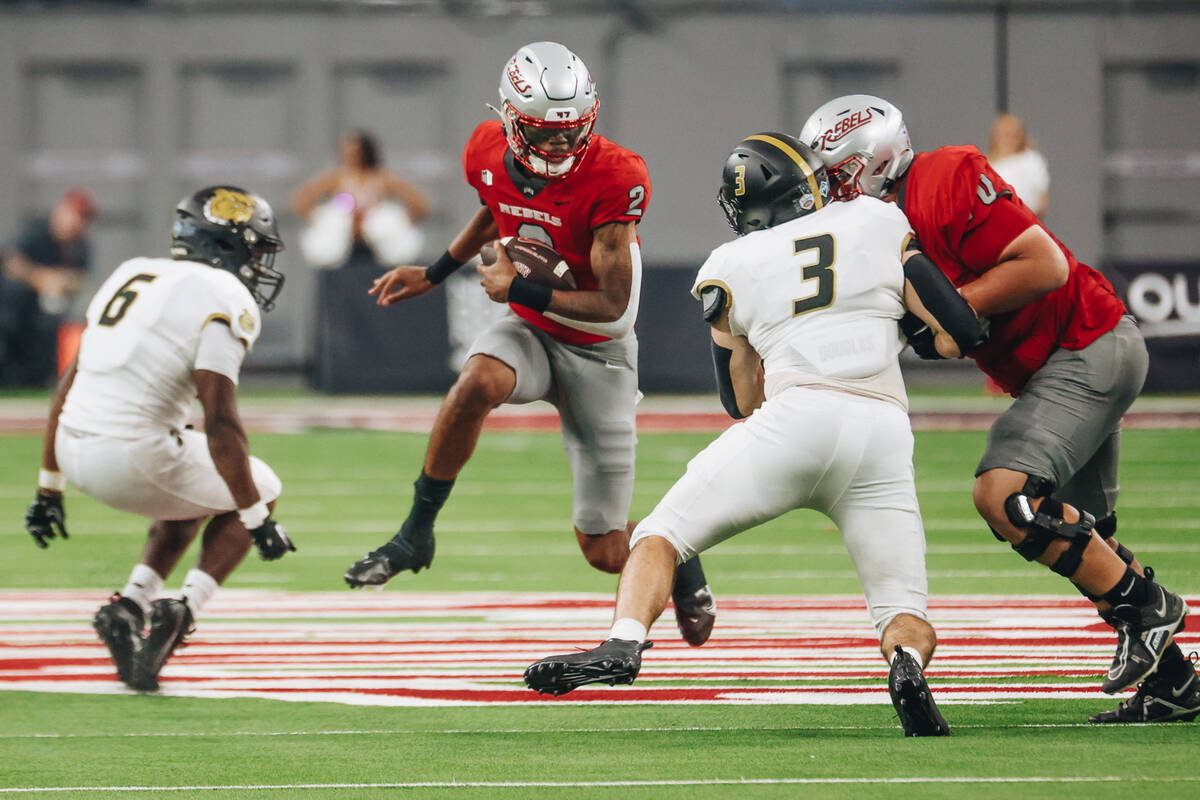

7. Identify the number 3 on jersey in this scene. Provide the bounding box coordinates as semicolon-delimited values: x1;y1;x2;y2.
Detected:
791;234;835;316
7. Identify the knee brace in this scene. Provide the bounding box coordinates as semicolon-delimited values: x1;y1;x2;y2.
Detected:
1004;484;1095;578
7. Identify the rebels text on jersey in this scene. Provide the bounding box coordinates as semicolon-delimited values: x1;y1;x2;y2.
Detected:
463;120;650;345
901;146;1125;396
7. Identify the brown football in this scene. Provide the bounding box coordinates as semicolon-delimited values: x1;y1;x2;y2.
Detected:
481;237;576;291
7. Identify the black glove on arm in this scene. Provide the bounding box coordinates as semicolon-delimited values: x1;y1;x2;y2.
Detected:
26;491;68;548
248;518;296;560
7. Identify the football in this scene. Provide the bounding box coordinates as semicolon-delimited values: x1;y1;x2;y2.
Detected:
481;237;576;291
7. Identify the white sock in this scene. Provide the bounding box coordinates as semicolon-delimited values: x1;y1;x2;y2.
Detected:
121;564;163;617
609;618;647;643
179;569;219;617
892;645;926;669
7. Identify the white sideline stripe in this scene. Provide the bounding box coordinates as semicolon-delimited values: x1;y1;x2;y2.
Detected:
0;721;1153;740
4;776;1198;792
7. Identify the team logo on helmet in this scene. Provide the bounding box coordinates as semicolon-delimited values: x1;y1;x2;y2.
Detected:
818;108;876;149
204;189;256;225
506;59;532;96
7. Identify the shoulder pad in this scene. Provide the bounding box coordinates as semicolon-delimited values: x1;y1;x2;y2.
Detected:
699;284;728;324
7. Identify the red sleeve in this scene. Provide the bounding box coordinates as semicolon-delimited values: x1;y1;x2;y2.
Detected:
948;155;1040;274
587;150;651;229
462;126;483;193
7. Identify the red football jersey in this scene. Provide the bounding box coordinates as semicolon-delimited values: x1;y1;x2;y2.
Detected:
902;146;1125;395
462;120;651;345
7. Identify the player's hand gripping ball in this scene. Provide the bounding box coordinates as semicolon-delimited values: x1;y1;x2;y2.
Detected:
480;238;577;291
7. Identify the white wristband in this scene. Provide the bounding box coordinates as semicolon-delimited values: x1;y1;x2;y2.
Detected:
237;501;270;530
38;469;66;492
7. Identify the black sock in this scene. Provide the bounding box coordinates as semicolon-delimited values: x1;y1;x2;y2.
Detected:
399;471;455;537
1101;566;1151;608
673;556;707;596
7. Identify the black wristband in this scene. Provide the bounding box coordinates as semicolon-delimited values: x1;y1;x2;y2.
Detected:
507;276;553;312
425;250;465;285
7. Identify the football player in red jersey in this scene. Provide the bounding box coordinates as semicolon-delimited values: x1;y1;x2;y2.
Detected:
801;95;1197;723
342;41;716;646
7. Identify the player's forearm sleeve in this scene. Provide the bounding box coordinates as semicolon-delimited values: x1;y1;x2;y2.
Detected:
903;253;986;355
710;340;744;420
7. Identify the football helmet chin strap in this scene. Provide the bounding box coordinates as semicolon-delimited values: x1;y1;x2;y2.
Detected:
1003;477;1096;578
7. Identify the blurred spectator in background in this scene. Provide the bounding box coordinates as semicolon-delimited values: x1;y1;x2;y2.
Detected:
0;188;95;388
290;129;430;270
987;112;1050;218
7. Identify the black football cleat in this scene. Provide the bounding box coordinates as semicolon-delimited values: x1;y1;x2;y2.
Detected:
92;594;145;687
1090;669;1200;723
888;646;950;737
129;598;194;691
673;585;716;647
1101;582;1188;694
524;638;652;696
344;521;435;589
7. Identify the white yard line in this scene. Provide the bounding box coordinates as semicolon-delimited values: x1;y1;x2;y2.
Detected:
4;776;1199;792
0;721;1150;741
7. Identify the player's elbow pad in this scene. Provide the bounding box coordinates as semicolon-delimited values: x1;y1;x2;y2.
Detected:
710;341;745;419
904;253;986;355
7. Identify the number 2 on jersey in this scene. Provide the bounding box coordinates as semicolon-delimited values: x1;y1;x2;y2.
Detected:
98;274;157;327
791;234;835;316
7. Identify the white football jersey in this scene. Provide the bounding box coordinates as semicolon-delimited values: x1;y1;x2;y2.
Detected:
61;257;261;438
692;195;913;409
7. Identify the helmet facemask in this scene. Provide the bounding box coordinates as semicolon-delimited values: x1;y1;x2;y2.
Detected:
238;227;285;312
500;98;597;179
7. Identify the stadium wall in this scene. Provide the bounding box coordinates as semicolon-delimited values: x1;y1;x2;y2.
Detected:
0;6;1196;390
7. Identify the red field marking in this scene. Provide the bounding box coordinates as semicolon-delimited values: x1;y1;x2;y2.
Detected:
4;404;1200;435
1;591;1196;707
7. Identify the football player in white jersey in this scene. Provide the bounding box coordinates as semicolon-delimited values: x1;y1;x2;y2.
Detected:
525;134;986;736
23;185;295;691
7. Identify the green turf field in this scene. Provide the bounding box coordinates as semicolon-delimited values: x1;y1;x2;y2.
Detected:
2;426;1199;797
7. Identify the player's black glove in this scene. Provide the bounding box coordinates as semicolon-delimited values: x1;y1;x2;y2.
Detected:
899;312;944;360
248;518;296;561
25;491;68;548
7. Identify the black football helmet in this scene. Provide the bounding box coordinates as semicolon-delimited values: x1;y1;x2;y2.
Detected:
170;185;285;311
717;133;831;235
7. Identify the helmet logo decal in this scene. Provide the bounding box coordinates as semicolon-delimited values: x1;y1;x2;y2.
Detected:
733;165;747;197
818;108;876;149
204;189;255;225
507;59;532;96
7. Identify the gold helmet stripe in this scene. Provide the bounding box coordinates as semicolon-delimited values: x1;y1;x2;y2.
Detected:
746;134;824;211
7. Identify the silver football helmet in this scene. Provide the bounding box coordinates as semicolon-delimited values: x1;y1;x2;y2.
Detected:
798;94;914;200
493;41;598;179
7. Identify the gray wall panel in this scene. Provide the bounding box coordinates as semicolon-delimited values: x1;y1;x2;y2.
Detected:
0;6;1196;376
